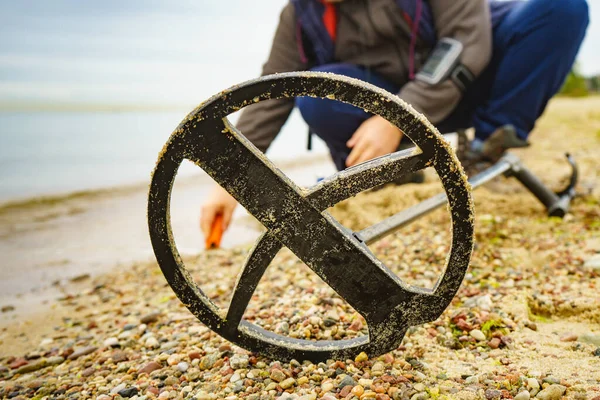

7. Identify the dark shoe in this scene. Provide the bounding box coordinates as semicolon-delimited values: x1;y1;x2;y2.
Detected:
459;125;529;174
480;124;529;163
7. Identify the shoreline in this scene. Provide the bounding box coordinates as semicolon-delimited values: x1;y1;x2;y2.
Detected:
0;152;336;327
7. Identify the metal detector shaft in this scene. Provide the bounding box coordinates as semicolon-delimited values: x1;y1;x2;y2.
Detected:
356;153;577;245
356;158;512;245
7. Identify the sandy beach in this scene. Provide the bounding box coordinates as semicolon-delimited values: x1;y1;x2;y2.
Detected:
1;97;599;399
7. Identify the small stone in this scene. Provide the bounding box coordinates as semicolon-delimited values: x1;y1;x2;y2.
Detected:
514;391;530;400
355;352;368;363
593;347;600;357
141;311;161;324
280;377;296;389
104;337;119;347
82;367;95;377
360;391;378;399
177;361;189;372
465;375;479;385
97;395;111;400
164;376;179;386
145;337;159;348
158;391;171;399
488;337;501;349
352;385;365;397
1;305;15;313
338;375;356;388
485;389;502;400
111;383;127;394
265;382;278;391
340;385;353;397
167;354;181;366
535;384;566;400
470;329;486;341
188;351;201;360
560;333;578;342
199;353;219;370
9;358;28;369
525;321;538;331
371;361;385;376
476;295;493;311
123;323;137;331
527;378;540;396
118;387;139;398
297;376;309;385
270;369;286;382
111;351;128;363
584;254;600;270
410;393;429;400
68;346;97;360
15;359;47;374
321;381;334;392
46;356;65;366
229;354;249;370
138;361;162;375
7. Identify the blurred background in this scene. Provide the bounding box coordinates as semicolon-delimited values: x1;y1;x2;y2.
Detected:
0;0;598;315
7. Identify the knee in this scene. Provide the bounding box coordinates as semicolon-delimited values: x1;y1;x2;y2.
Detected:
295;95;335;129
551;0;589;30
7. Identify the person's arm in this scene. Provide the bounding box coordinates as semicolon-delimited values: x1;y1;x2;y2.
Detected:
398;0;492;124
235;4;308;152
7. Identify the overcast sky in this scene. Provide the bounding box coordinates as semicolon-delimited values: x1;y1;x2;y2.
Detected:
0;0;598;107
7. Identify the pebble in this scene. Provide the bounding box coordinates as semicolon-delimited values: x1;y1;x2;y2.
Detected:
535;384;566;400
560;333;578;342
514;390;530;400
270;369;286;382
199;353;219;370
104;337;120;347
351;385;365;397
229;354;249;370
145;336;159;348
177;361;189;372
488;337;501;349
118;387;139;398
470;329;486;341
280;377;296;389
583;254;600;270
46;356;65;366
68;346;97;360
141;311;162;324
167;354;181;366
338;375;356;388
138;361;162;375
355;352;368;363
527;378;540;396
485;389;502;400
14;359;47;374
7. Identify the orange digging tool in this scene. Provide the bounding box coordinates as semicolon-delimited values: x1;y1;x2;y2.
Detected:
206;214;224;250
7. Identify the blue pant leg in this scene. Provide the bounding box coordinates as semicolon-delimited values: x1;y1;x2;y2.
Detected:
295;63;399;170
472;0;590;141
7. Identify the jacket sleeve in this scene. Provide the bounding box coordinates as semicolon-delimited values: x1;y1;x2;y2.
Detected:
397;0;492;125
234;4;307;153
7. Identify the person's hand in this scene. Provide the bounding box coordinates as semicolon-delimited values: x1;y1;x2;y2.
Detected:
200;185;238;239
345;115;403;168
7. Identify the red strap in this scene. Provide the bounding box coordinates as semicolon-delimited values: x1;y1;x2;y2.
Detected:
320;0;338;41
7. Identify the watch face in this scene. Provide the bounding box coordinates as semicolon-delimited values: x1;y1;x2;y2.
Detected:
421;42;452;77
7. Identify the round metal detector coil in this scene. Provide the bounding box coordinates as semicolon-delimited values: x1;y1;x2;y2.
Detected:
147;71;474;362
